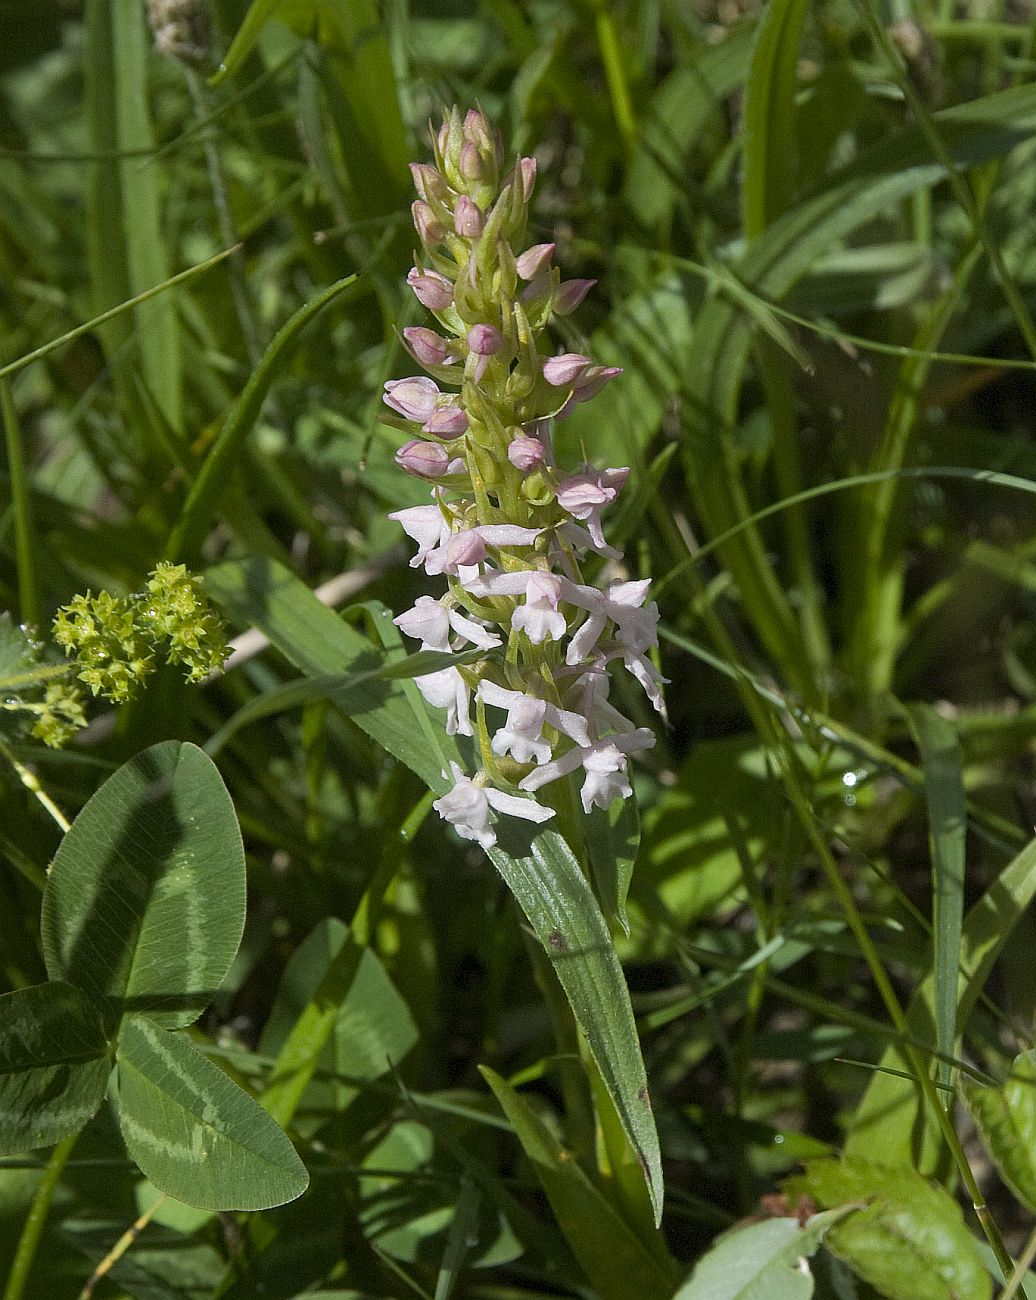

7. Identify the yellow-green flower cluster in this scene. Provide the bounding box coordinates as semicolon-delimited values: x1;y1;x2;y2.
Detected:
53;562;227;703
0;615;87;748
30;682;87;748
141;563;229;683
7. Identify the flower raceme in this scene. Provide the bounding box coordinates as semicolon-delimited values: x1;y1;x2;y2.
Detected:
386;107;665;849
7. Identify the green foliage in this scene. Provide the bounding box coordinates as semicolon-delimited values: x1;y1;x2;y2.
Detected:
963;1052;1036;1215
115;1015;308;1211
41;740;245;1029
673;1210;850;1300
2;742;307;1221
0;982;109;1154
786;1158;992;1300
481;1067;676;1300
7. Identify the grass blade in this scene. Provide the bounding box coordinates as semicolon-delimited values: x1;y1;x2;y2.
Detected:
0;380;39;627
488;824;664;1226
741;0;810;236
906;703;966;1091
0;246;237;383
846;834;1036;1172
481;1067;674;1296
202;554;459;792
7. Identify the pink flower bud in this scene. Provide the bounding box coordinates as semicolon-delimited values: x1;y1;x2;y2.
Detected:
518;156;537;200
447;530;486;568
412;200;447;247
454;196;483;239
556;366;623;418
422;404;469;438
542;353;592;387
383;375;439;421
515;242;555;280
459;141;484;182
467;324;502;356
573;366;622;401
463;108;493;149
403;327;458;368
521;273;552;305
507;436;546;471
395;439;451;478
407;267;454;311
553;278;596;316
409;163;447;204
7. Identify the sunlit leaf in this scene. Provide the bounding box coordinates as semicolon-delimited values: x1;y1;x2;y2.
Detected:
41;741;245;1029
116;1016;309;1211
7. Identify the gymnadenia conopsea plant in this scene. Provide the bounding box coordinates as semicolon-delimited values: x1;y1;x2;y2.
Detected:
385;107;665;850
382;108;668;1228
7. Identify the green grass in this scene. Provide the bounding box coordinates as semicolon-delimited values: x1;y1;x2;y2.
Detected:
2;1;1036;1297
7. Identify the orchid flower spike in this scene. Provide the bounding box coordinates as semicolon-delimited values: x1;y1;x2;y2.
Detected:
386;107;666;848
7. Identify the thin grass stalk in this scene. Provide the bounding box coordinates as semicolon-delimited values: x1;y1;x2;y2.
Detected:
588;0;638;161
842;244;981;704
0;379;39;628
183;67;261;367
781;741;1018;1283
755;340;833;679
3;1133;77;1300
1001;1220;1036;1300
0;247;236;383
78;1195;167;1299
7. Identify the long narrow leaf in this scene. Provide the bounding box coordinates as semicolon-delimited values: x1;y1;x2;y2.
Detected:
741;0;810;235
481;1067;673;1297
906;703;966;1089
846;835;1036;1172
488;823;664;1226
202;555;458;791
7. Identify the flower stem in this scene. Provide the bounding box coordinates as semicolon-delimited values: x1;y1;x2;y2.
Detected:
4;1134;77;1300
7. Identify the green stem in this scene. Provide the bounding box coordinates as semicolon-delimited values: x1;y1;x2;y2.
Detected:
1;379;40;628
4;1134;77;1300
588;0;638;161
1000;1218;1036;1300
0;246;236;384
755;341;832;679
843;244;981;704
184;68;261;367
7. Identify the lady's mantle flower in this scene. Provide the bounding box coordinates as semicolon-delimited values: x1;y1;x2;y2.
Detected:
385;107;666;849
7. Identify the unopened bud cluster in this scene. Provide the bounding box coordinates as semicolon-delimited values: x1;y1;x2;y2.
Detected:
386;108;666;850
53;562;227;704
